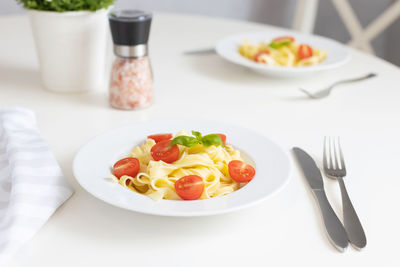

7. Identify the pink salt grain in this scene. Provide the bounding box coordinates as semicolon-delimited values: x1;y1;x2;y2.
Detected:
109;57;153;110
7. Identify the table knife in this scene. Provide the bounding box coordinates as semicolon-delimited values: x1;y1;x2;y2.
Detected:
183;48;215;55
293;147;349;252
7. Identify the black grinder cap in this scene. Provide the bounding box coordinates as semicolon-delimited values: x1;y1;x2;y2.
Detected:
109;10;152;46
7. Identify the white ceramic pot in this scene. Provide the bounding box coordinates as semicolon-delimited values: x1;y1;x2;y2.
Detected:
28;9;109;93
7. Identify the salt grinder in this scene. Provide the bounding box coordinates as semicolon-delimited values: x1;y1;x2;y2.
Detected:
108;10;153;110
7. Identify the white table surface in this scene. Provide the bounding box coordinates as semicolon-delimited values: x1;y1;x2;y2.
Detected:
1;12;400;267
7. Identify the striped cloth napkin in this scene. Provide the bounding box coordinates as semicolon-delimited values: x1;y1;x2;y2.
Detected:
0;107;73;266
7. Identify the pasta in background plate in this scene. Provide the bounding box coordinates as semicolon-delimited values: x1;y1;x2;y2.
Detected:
111;130;256;201
239;35;327;67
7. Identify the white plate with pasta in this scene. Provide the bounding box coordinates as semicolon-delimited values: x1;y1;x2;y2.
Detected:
215;31;350;77
73;120;292;217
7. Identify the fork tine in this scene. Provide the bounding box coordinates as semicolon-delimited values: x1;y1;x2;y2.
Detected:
323;136;328;169
337;137;346;171
328;137;334;169
333;137;340;170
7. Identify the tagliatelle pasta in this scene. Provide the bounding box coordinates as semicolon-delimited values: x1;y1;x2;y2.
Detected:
238;36;327;67
111;130;252;201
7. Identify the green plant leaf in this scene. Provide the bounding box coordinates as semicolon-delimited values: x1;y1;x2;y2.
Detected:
169;131;224;148
170;136;199;148
16;0;114;12
201;134;223;147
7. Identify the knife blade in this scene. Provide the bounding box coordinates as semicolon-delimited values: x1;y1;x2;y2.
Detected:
293;147;349;252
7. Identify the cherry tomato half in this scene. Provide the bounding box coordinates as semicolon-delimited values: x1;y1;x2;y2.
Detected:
216;133;226;145
228;160;256;183
150;139;180;163
254;51;270;63
298;44;313;59
175;175;204;200
113;157;140;179
272;36;295;44
147;133;173;143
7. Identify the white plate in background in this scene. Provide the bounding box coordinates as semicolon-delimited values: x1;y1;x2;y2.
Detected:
215;31;350;77
73;120;292;217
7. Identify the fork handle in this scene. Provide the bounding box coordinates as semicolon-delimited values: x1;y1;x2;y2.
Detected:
332;73;377;88
314;190;349;251
338;177;367;249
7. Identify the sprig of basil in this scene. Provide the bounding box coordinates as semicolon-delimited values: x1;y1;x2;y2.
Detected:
169;135;199;148
269;41;291;49
201;134;223;147
192;131;202;140
169;131;224;148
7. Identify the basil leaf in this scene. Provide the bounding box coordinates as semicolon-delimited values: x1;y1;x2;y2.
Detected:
192;131;202;141
269;41;291;49
201;134;223;147
170;136;199;148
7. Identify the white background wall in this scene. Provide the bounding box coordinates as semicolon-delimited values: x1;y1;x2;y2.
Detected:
2;0;399;66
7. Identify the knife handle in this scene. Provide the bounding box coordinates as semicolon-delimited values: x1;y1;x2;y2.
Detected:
314;190;349;252
338;177;367;249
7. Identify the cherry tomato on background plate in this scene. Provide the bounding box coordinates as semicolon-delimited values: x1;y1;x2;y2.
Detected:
298;44;313;59
269;36;295;48
272;36;295;43
215;133;227;145
147;133;173;143
228;160;256;183
175;175;204;200
113;157;140;179
254;51;270;63
151;139;180;163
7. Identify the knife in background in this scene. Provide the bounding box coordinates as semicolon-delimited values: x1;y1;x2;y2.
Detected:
293;147;349;252
183;48;215;55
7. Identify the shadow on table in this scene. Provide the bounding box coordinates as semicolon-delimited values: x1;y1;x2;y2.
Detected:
281;95;316;102
0;63;112;109
0;64;42;91
185;55;274;84
65;90;110;109
185;55;318;84
56;179;260;247
184;55;322;103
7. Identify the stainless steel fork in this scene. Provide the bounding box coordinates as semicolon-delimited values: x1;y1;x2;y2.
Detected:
323;137;367;249
300;73;377;99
